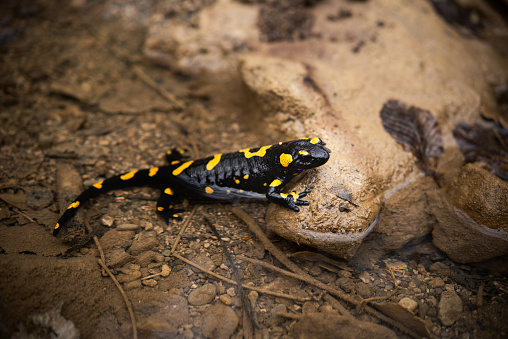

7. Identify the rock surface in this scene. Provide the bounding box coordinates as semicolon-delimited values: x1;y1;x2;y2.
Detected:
140;0;508;260
290;312;397;339
432;164;508;263
127;233;159;256
201;303;239;339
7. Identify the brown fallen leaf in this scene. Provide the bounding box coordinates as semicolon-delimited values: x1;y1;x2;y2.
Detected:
373;302;431;339
453;122;508;180
380;100;444;180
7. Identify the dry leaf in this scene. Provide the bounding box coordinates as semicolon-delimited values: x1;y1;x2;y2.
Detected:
453;122;508;180
380;100;444;178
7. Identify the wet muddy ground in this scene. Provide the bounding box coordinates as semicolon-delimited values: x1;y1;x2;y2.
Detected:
1;1;507;338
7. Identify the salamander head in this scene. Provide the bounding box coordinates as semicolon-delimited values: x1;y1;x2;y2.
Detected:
279;137;331;170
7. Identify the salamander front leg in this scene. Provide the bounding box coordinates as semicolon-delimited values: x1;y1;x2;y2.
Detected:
266;179;311;212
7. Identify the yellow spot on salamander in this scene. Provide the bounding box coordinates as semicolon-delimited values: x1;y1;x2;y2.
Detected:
67;201;80;209
280;153;293;167
120;170;138;180
149;167;159;177
270;179;282;187
299;150;310;155
234;178;240;184
157;207;164;211
171;160;180;165
205;187;214;194
263;183;267;186
206;153;222;171
164;188;174;195
310;137;320;145
290;192;299;201
172;160;194;176
227;190;231;194
280;193;288;198
93;180;104;189
54;223;60;230
173;214;179;218
239;145;272;158
179;149;185;154
243;174;249;179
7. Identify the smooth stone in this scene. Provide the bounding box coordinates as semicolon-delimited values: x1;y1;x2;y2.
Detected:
438;291;463;326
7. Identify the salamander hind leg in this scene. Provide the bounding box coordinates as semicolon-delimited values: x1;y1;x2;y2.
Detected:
156;187;185;222
165;148;189;163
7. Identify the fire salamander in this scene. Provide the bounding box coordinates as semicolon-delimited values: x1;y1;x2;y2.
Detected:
53;137;331;236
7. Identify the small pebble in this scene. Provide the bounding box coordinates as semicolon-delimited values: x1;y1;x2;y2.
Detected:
123;280;142;290
101;215;114;227
188;284;217;306
429;262;451;276
117;223;140;231
154;252;164;263
226;287;236;297
248;291;258;304
144;222;154;231
136;251;156;267
117;270;142;283
438;290;463;326
161;264;171;277
428;277;445;288
398;297;418;312
219;294;232;305
142;279;158;287
338;270;352;278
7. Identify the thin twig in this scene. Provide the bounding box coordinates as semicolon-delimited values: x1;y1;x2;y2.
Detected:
238;255;352;315
231;208;421;338
276;311;303;320
229;206;306;275
204;217;258;330
132;65;185;109
86;25;184;110
172;253;309;302
0;196;35;223
98;259;138;339
83;219;137;339
171;205;199;254
357;260;399;312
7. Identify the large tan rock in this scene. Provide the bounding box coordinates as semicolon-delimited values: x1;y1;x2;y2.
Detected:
432;164;508;263
144;0;508;259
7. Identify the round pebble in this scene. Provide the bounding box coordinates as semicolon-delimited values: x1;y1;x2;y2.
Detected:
188;283;217;306
398;297;418;312
117;223;140;231
101;215;114;227
142;279;158;287
219;294;232;305
161;264;171;277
